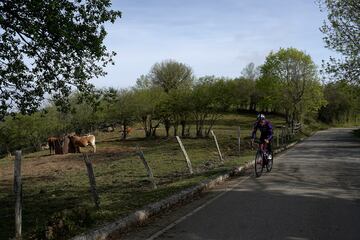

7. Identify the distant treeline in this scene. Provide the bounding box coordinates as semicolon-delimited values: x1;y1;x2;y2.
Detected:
1;48;359;154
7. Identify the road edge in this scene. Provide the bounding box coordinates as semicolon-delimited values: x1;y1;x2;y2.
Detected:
71;138;305;240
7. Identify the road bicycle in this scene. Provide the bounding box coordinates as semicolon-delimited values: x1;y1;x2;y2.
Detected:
252;139;273;177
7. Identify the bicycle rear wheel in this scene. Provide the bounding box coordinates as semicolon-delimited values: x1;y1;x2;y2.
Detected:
266;152;273;172
254;151;263;177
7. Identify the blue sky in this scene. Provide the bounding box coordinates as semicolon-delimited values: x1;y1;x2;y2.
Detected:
91;0;333;88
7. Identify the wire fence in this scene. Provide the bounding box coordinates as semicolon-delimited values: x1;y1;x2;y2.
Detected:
1;124;301;239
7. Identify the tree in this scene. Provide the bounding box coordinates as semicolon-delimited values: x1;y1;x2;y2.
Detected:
150;60;194;93
135;74;152;89
191;79;223;137
132;88;165;138
231;77;260;112
255;74;282;113
318;81;360;123
158;89;193;137
261;48;325;125
107;89;137;139
241;62;260;80
147;59;194;136
0;0;121;119
0;109;66;154
319;0;360;83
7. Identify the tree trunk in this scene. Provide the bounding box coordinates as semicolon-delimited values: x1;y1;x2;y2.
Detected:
205;114;219;137
173;125;178;136
151;122;160;137
181;120;186;137
6;144;11;157
164;119;171;137
141;116;150;138
122;122;127;140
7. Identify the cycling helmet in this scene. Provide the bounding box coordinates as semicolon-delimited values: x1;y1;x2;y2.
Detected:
257;114;265;120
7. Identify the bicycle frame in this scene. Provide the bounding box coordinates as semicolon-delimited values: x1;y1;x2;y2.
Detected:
252;139;270;156
253;139;273;177
259;142;269;155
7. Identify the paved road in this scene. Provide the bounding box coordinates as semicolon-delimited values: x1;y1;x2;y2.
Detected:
122;128;360;240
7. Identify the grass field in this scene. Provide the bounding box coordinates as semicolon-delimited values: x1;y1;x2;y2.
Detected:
0;113;290;239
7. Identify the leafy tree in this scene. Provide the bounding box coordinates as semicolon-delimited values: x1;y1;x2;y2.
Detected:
158;89;193;137
241;62;260;80
232;77;257;110
0;109;65;154
68;91;103;134
191;80;223;137
0;119;19;155
146;59;194;136
255;75;282;113
150;60;194;93
96;87;119;127
300;79;327;122
107;89;137;139
319;0;360;83
132;88;165;138
261;48;325;125
135;74;152;89
0;0;121;119
319;81;360;123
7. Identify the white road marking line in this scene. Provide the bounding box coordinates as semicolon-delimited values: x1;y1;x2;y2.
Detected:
145;176;251;240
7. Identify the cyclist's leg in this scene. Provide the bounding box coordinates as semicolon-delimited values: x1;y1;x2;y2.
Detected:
267;141;273;159
259;137;267;161
268;140;272;153
259;136;267;150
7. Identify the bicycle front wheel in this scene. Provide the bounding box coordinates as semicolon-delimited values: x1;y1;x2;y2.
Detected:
254;151;263;177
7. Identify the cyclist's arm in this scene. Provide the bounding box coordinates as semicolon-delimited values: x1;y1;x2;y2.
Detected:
251;122;258;140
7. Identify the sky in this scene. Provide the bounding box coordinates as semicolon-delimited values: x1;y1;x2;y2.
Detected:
90;0;334;89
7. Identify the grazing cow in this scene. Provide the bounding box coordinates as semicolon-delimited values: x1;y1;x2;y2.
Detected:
68;135;96;153
120;127;132;139
40;143;49;151
47;137;64;155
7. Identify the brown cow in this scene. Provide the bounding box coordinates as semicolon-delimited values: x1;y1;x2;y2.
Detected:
47;136;64;155
120;127;132;139
68;135;96;153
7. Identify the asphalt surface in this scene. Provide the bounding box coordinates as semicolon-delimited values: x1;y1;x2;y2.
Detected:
122;128;360;240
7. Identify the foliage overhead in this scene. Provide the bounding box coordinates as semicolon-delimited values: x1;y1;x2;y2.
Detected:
0;0;121;119
319;0;360;83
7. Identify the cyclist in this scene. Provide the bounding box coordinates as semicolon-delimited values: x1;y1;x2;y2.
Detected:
251;114;273;160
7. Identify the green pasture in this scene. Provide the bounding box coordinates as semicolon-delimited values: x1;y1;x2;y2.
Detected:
0;113;290;239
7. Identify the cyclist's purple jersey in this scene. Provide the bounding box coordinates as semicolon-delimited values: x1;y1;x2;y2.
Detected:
251;120;273;141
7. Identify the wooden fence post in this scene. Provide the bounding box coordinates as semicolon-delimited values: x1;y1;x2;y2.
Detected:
175;136;193;174
276;129;280;147
136;146;157;189
237;127;241;156
210;130;224;163
83;154;100;208
14;150;22;240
